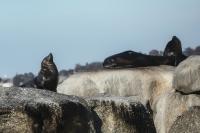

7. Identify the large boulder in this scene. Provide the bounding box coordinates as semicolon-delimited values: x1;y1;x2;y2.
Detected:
86;96;156;133
152;91;200;133
0;87;95;133
173;56;200;94
58;66;174;105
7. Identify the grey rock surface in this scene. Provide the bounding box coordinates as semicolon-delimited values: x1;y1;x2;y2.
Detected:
152;91;200;133
173;56;200;94
169;106;200;133
0;87;95;133
86;96;156;133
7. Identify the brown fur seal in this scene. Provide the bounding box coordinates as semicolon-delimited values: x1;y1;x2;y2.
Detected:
163;36;187;65
103;50;176;68
34;53;59;92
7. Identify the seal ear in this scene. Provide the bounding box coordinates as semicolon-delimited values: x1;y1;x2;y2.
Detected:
46;53;53;62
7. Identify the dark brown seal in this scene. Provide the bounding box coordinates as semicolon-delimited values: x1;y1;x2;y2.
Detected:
103;50;176;68
163;36;187;65
34;53;59;92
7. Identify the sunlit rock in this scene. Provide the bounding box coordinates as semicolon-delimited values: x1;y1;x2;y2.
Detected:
169;106;200;133
58;66;174;105
173;56;200;94
152;92;200;133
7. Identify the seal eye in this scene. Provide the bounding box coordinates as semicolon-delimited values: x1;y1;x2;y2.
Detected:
111;59;115;62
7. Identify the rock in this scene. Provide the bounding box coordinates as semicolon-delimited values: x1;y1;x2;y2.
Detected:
86;96;156;133
0;87;95;133
0;82;13;88
152;91;200;133
173;56;200;94
169;106;200;133
58;66;174;105
0;78;13;88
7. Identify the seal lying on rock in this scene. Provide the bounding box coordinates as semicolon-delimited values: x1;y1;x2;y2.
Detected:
103;36;187;68
163;36;187;65
21;53;58;92
103;50;176;68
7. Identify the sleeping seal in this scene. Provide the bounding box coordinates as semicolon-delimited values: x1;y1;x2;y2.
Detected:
103;50;176;68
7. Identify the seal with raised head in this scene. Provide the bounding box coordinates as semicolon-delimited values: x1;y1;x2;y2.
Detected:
34;53;59;92
163;36;187;65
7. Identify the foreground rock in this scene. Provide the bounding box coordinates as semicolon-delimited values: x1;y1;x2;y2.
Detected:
3;59;200;133
58;66;174;105
0;87;157;133
0;87;95;133
173;56;200;94
86;96;156;133
169;106;200;133
152;92;200;133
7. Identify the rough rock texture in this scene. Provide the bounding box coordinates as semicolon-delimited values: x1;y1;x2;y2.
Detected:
0;87;95;133
152;91;200;133
0;87;158;133
173;56;200;94
169;106;200;133
86;96;156;133
3;60;200;133
58;66;174;105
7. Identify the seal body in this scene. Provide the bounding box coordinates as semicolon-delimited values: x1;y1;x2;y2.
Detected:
103;50;176;68
163;36;187;65
34;53;58;92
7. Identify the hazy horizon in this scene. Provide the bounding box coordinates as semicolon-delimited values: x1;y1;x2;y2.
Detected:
0;0;200;77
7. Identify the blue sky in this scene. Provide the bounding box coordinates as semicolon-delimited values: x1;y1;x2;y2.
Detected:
0;0;200;77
